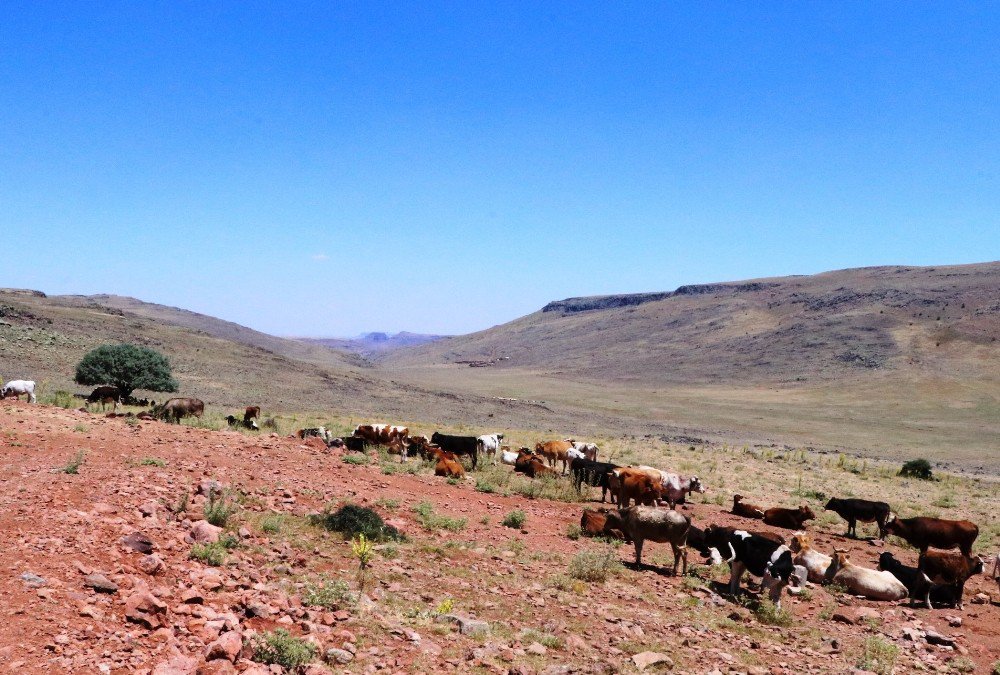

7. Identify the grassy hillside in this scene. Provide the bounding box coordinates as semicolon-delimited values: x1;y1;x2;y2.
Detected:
380;263;1000;472
383;262;1000;384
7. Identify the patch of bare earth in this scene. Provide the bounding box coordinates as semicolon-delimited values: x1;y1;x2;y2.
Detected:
1;401;998;674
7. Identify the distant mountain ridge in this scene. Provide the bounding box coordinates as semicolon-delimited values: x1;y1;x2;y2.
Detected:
300;331;447;358
382;262;1000;385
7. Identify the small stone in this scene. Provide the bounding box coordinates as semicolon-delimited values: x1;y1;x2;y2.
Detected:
970;593;990;605
924;629;955;647
139;554;165;575
205;631;243;662
526;642;547;656
180;588;204;604
125;591;168;629
151;654;198;675
121;532;155;554
189;520;222;544
20;572;45;587
83;573;118;594
198;480;223;497
437;613;490;636
325;648;354;664
632;651;673;671
946;616;962;628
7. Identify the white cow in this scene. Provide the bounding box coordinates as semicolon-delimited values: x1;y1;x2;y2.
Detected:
826;548;908;601
500;449;520;465
571;441;599;461
476;434;504;465
0;380;36;403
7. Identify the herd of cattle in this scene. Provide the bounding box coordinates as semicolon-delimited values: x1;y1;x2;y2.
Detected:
3;383;998;613
298;420;999;613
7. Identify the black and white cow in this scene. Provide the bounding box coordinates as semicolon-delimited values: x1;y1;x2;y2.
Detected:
706;527;794;608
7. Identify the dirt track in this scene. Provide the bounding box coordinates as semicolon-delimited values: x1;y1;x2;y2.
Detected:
1;401;998;674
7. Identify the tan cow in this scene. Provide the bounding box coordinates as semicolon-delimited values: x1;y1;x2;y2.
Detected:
535;440;574;474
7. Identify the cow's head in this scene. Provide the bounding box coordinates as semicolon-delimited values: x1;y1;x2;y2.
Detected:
689;476;705;493
823;498;839;511
972;555;986;575
789;532;810;552
733;494;744;504
799;505;816;521
877;552;896;570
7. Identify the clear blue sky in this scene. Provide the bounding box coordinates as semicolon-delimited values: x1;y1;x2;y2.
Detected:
3;3;998;336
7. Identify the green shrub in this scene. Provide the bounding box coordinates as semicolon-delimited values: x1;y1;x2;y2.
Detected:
204;491;238;527
502;510;526;529
310;503;404;542
754;599;793;626
140;457;166;467
42;390;78;409
302;577;354;610
991;660;1000;675
343;453;370;466
475;479;497;493
190;541;227;566
260;513;284;534
251;629;317;670
566;524;582;540
858;635;899;675
58;450;86;475
899;458;933;480
413;501;466;532
568;548;622;582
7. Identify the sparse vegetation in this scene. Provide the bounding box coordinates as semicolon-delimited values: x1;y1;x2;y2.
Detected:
753;599;793;626
57;450;86;474
204;490;238;527
343;453;370;466
566;523;582;540
899;458;933;480
139;456;166;467
73;423;89;433
502;509;526;528
352;533;375;593
568;548;622;582
857;635;899;675
413;501;466;532
251;629;317;670
260;513;284;534
190;541;227;566
302;577;354;609
311;503;404;542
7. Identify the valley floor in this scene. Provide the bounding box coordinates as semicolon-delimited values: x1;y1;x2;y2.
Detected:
1;401;999;674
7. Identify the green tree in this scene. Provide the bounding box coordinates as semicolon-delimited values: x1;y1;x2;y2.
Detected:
75;344;179;399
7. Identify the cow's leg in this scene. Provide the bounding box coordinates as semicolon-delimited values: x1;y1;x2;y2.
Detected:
633;538;643;568
847;518;855;537
956;581;966;610
729;561;745;597
672;543;687;576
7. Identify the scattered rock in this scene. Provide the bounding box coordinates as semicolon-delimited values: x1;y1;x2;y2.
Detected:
139;554;165;575
125;591;168;629
325;647;354;664
83;573;118;594
945;615;962;627
205;631;242;662
437;613;490;636
188;520;222;544
924;629;955;647
121;532;156;554
632;651;673;671
526;642;547;656
151;653;198;675
20;572;45;587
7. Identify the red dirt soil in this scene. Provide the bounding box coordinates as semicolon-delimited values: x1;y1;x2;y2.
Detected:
1;401;998;674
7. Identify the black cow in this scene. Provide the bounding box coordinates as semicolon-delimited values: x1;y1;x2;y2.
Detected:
824;498;891;538
570;458;619;502
878;552;931;604
704;526;794;608
430;432;480;470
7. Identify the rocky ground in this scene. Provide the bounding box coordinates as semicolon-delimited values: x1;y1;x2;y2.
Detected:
2;401;998;674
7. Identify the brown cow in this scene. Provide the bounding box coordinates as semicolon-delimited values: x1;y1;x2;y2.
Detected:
580;508;627;541
732;494;765;520
763;505;816;530
153;398;205;424
243;406;261;424
615;469;662;508
535;440;574;474
427;445;465;478
884;516;979;556
917;550;985;609
516;450;559;478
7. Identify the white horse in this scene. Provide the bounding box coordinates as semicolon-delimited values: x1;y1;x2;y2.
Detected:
0;380;36;403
